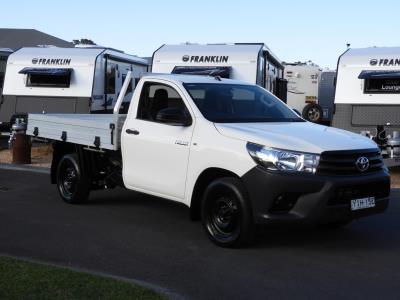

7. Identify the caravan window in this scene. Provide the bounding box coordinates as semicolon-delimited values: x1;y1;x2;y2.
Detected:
364;78;400;94
359;70;400;94
172;66;230;78
106;63;116;94
19;68;71;88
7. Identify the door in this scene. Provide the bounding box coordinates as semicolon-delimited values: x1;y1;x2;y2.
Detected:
122;81;194;200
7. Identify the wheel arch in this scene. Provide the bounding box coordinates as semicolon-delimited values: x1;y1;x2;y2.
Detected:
189;167;241;221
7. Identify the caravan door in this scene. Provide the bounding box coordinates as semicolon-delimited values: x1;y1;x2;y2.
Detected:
107;61;147;113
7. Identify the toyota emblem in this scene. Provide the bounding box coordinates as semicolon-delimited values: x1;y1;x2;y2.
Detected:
355;156;369;172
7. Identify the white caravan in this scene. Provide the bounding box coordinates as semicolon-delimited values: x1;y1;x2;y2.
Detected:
151;43;288;102
0;46;148;128
284;62;322;122
332;47;400;165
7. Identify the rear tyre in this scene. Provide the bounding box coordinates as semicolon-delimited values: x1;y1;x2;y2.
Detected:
201;177;254;248
56;154;90;204
302;104;323;123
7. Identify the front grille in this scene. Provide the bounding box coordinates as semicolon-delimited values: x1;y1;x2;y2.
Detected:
317;149;384;176
328;180;390;206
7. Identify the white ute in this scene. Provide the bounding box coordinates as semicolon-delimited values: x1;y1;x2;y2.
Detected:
27;73;390;247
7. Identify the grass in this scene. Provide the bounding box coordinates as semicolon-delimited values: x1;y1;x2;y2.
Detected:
0;256;166;300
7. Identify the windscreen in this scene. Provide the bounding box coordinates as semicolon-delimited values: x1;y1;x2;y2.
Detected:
183;83;303;123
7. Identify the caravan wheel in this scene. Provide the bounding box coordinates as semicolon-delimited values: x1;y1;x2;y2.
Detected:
302;104;323;123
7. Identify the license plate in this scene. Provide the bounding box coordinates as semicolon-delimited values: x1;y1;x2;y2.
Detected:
350;197;375;211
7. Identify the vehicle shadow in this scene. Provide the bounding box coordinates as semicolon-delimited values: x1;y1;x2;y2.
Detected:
87;187;400;251
252;210;400;251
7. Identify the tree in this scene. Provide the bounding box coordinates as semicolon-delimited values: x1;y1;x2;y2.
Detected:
73;39;96;46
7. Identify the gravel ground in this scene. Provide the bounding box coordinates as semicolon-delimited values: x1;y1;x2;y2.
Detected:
0;142;52;167
0;136;8;150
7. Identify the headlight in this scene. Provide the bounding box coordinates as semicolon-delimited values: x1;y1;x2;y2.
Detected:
246;143;320;174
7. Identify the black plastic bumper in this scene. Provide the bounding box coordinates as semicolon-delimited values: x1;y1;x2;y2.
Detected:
241;166;390;225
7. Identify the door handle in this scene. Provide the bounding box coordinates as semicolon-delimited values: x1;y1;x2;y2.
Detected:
126;129;140;135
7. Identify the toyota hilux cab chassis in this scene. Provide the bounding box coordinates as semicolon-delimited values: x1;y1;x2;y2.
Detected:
27;73;390;247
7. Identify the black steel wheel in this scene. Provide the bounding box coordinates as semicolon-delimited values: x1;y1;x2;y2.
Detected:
56;154;90;204
202;177;254;247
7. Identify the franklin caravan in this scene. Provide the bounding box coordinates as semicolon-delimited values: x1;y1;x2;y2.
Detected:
1;46;148;129
151;43;287;102
283;62;322;122
332;47;400;166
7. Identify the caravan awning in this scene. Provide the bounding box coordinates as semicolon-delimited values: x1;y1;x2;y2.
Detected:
172;66;231;78
358;70;400;79
19;67;72;76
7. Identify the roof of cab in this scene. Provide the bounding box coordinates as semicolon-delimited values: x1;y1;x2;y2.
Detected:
142;73;253;85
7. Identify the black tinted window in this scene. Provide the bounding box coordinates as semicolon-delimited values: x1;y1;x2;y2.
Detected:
365;77;400;94
137;82;189;123
184;83;303;123
27;73;70;88
106;63;116;94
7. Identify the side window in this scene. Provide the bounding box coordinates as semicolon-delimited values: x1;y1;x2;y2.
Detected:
137;82;190;124
105;63;116;94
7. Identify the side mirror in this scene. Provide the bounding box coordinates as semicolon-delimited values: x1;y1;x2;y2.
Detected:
155;107;192;126
292;109;302;117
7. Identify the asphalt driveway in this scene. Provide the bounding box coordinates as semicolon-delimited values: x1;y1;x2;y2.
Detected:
0;168;399;299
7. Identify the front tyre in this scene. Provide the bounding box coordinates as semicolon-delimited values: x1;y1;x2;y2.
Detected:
201;177;254;248
56;154;90;204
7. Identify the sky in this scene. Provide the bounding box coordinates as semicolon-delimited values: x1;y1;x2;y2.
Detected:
1;0;399;69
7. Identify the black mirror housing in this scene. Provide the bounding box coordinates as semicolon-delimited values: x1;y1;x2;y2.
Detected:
155;107;192;126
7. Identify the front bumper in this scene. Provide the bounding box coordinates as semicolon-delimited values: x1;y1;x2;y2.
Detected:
241;167;390;225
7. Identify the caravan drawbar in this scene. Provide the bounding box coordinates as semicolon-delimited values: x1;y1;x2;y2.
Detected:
151;43;288;102
0;46;148;128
